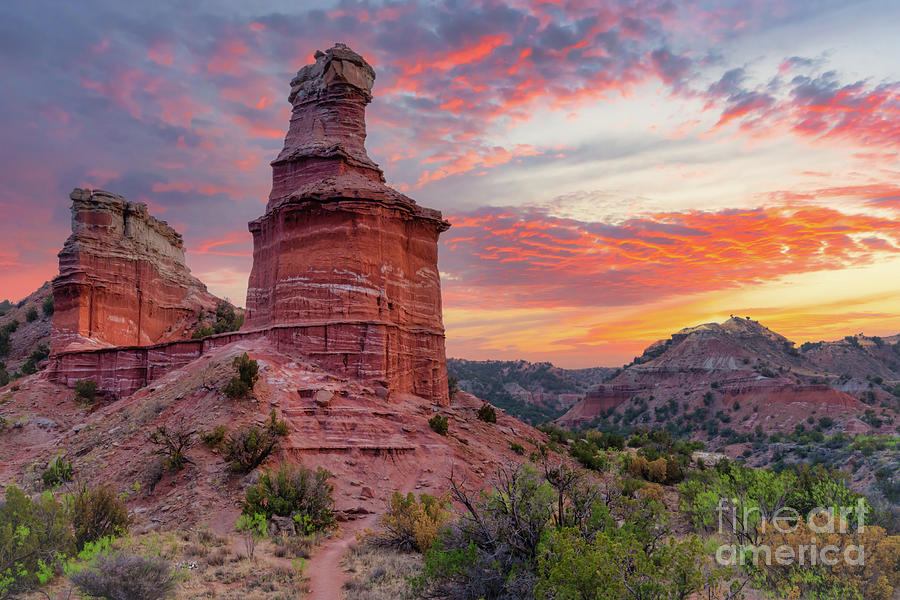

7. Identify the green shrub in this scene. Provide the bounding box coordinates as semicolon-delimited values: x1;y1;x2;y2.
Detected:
71;552;175;600
588;431;625;450
537;423;570;444
536;527;711;600
267;409;290;436
192;325;214;339
74;379;98;404
25;306;38;322
200;424;228;447
447;374;459;398
212;301;243;334
569;440;608;472
225;425;279;472
477;403;497;423
42;295;54;317
509;442;526;455
429;414;448;436
0;486;73;598
223;352;259;399
41;454;74;488
243;461;335;534
69;484;132;550
379;492;450;552
235;512;267;559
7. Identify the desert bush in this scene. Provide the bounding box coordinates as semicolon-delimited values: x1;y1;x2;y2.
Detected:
753;516;900;600
620;477;644;498
646;457;668;483
273;534;315;559
148;422;195;470
429;414;448;436
0;486;73;599
536;423;571;444
69;484;131;550
477;403;497;423
41;454;74;487
225;424;279;472
626;455;649;479
268;408;290;436
414;464;554;599
414;462;718;600
223;352;259;399
212;301;243;333
235;513;267;559
243;461;335;534
41;295;54;317
379;492;450;552
635;482;665;504
535;527;719;600
74;379;98;404
679;463;868;545
191;325;214;339
568;440;609;472
200;424;228;447
587;431;626;451
509;442;526;455
71;552;175;600
664;457;684;483
25;307;38;322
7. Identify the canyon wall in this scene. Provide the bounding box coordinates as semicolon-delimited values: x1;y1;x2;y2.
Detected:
244;43;451;405
51;188;218;353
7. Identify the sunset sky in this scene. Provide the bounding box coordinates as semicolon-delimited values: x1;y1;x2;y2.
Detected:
1;0;898;367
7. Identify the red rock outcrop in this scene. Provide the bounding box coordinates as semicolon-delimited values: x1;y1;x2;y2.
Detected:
51;188;219;354
244;43;451;405
556;317;889;432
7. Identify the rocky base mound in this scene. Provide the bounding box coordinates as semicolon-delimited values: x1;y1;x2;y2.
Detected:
0;338;545;532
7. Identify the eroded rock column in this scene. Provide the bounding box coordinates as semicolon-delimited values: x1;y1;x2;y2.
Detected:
244;44;451;404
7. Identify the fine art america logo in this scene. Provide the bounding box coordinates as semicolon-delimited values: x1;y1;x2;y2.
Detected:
714;497;869;567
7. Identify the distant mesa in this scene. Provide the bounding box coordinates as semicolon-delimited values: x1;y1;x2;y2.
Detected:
47;44;451;405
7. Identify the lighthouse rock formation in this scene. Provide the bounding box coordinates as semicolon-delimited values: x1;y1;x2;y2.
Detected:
245;43;451;405
47;44;451;405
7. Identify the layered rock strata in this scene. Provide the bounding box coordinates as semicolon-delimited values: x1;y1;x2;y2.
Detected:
245;44;451;404
51;188;218;353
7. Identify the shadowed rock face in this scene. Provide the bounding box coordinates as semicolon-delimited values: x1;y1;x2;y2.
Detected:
51;188;218;354
245;44;451;405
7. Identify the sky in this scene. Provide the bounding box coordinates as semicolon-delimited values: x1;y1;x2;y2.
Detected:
0;0;898;368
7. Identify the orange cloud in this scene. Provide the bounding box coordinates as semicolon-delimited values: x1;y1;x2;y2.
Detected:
191;231;252;257
440;204;900;310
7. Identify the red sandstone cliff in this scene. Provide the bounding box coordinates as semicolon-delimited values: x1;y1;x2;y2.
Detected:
245;44;451;405
51;188;219;353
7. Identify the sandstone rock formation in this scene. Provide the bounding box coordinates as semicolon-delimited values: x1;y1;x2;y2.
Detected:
51;188;218;354
245;43;451;404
